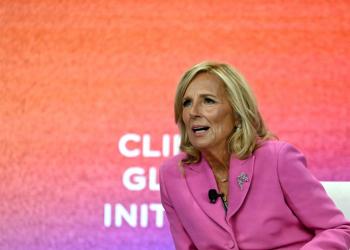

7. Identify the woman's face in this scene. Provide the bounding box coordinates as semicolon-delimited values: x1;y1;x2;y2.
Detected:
182;72;236;152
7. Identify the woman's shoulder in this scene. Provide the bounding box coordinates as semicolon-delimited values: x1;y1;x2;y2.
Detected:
255;140;301;156
252;140;307;172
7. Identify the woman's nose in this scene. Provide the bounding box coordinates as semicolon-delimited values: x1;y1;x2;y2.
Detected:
189;103;201;118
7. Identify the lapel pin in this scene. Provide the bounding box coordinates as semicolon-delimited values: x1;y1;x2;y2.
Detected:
238;172;249;190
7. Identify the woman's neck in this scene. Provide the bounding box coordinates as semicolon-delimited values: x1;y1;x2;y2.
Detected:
200;148;231;170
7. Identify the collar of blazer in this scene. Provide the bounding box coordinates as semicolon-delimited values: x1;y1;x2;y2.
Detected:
184;154;255;230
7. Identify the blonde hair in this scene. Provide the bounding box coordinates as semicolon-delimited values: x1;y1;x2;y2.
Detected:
174;61;277;171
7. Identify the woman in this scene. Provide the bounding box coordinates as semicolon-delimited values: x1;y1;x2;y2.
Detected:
159;61;350;249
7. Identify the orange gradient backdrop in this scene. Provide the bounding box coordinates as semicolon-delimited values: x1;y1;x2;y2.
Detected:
1;0;350;249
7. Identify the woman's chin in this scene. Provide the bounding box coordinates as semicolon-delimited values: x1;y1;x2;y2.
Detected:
191;142;213;152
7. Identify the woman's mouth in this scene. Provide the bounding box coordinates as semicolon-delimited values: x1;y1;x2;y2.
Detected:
192;126;210;134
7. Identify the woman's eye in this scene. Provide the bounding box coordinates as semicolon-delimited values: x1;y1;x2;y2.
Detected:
204;98;215;104
182;100;191;107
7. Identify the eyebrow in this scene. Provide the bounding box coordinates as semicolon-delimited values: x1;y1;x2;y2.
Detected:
183;93;217;100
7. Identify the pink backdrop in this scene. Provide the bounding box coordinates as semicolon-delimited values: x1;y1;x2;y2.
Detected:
1;0;350;249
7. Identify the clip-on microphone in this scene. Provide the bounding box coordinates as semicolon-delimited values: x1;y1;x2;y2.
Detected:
208;189;223;203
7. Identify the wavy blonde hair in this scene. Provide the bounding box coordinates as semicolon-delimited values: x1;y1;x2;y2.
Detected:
175;61;277;172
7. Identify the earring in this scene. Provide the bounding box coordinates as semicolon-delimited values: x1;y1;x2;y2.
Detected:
236;124;242;132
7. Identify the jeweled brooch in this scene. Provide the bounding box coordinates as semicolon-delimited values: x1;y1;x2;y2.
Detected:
238;172;249;190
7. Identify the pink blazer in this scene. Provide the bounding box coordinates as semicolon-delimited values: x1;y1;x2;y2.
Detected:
159;141;350;249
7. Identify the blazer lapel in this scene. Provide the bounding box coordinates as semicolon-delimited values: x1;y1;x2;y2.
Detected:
184;157;232;232
227;155;255;218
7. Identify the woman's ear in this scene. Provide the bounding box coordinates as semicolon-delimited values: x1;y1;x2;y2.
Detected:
234;116;242;128
235;121;240;127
